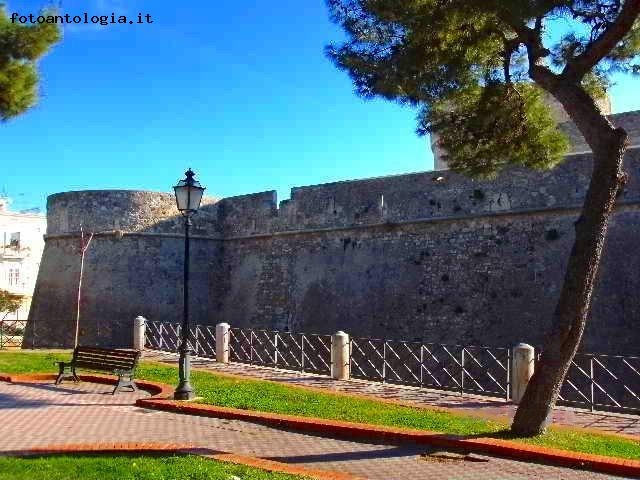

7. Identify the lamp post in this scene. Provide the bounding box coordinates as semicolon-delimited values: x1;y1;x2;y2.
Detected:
173;168;205;400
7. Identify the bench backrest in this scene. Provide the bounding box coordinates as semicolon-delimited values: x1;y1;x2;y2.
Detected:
73;346;140;372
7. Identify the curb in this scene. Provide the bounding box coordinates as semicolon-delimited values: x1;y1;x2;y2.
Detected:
3;372;640;478
0;442;360;480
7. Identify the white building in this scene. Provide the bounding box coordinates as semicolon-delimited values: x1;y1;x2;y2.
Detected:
0;198;46;321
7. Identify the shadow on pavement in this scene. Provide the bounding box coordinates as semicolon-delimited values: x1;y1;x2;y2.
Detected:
264;444;424;464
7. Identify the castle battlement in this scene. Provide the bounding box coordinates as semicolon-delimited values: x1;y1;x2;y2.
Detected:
47;147;640;240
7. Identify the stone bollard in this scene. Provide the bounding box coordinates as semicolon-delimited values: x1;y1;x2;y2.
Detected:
133;316;146;351
331;331;350;380
512;343;535;404
216;323;230;363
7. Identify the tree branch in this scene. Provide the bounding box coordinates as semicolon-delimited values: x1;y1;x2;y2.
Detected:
530;64;619;154
502;38;519;84
534;16;543;35
563;0;640;80
515;24;550;65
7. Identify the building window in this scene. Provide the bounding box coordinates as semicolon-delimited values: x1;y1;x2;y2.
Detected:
8;268;20;287
9;232;20;248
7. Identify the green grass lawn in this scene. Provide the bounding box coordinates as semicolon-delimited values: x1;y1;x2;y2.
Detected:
2;350;639;461
0;350;67;374
0;454;306;480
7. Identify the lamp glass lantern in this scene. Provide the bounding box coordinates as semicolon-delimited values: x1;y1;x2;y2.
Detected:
173;168;205;215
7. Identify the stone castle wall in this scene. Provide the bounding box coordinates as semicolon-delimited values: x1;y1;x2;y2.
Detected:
25;138;640;353
214;149;640;354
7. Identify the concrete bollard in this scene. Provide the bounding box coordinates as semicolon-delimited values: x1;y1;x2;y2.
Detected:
216;323;230;363
133;316;146;351
512;343;535;404
331;331;350;380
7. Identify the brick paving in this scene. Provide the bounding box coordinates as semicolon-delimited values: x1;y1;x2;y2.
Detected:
145;350;640;438
0;380;632;479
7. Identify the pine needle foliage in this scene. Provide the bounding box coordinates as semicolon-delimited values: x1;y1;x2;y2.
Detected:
0;4;61;121
0;289;22;318
326;0;639;177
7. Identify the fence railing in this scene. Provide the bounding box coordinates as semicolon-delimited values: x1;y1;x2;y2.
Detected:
145;321;217;358
350;337;510;400
556;352;640;414
144;320;639;414
229;327;332;375
145;321;508;399
0;320;26;349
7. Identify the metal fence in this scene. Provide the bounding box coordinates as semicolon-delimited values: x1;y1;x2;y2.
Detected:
144;322;333;375
144;320;640;413
556;352;640;413
145;320;217;358
0;320;27;349
229;327;332;375
350;337;510;400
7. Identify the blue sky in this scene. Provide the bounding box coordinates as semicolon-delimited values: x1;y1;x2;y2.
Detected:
2;0;640;212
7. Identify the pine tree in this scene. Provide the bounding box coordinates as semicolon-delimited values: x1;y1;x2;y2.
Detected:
327;0;639;436
0;289;22;320
0;3;61;121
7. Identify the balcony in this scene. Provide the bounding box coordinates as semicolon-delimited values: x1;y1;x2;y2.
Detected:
1;245;31;260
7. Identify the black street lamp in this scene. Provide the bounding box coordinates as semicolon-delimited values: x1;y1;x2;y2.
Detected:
173;168;205;400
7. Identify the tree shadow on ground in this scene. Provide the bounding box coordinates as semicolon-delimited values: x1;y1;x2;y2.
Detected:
263;444;424;464
0;382;146;408
0;392;48;409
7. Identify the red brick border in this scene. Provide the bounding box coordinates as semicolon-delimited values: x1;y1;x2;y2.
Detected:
3;372;640;478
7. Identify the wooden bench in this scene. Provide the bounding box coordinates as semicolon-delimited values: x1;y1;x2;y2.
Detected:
55;346;141;394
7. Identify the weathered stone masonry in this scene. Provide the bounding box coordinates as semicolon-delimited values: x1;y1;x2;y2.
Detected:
25;113;640;354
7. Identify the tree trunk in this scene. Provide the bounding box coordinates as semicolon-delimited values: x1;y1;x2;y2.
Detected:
511;75;629;436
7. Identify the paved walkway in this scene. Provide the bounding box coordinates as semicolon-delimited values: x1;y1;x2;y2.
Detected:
147;350;640;437
0;380;631;479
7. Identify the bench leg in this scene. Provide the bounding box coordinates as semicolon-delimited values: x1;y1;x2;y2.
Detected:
55;362;65;385
55;363;79;385
112;375;137;395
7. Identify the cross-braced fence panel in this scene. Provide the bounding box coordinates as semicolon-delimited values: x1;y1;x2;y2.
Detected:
380;340;422;386
460;346;510;399
145;321;180;352
229;327;253;363
248;329;277;366
192;324;216;358
274;332;303;371
301;334;331;375
558;353;640;413
419;343;465;392
229;328;331;375
145;321;215;357
350;337;385;381
350;337;509;399
229;328;278;366
0;320;26;349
